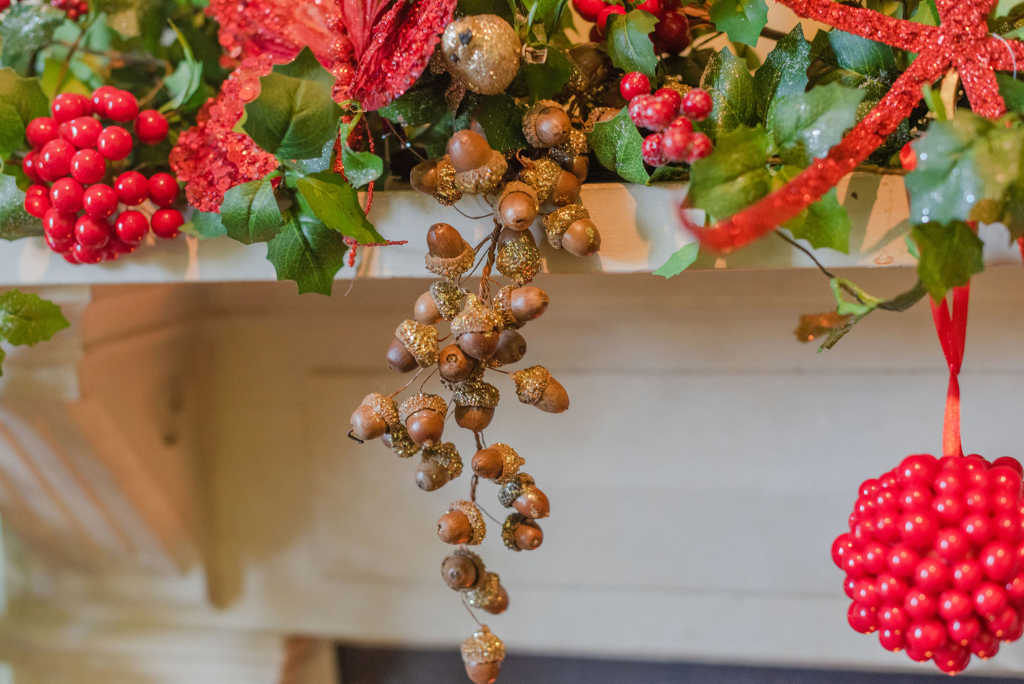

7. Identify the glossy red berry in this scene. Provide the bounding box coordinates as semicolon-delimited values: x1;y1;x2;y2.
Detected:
952;559;984;592
938;590;973;621
97;126;132;160
151;208;183;239
863;542;888;574
22;152;42;183
878;627;905;652
72;242;105;264
980;540;1017;582
904;589;937;620
106;238;138;258
668;116;694;134
620;72;651;101
899;509;938;548
932;642;970;674
887;544;920;577
990;466;1023;495
874;509;901;542
947;616;981;646
906;620;947;654
147;172;179;207
636;0;659;12
114;171;148;205
935;527;970;561
49;177;84;213
961;512;994;546
74;215;111;248
843;575;857;599
572;0;604;20
685;132;713;163
993;511;1023;543
654;87;682;114
24;193;51;218
653;8;690;54
43;208;77;241
641;97;676;132
934;469;968;498
90;85;118;113
38;139;75;180
64;116;102;148
963;487;991;514
831;533;854;569
628;94;653;128
853;578;881;608
102;90;139;123
641;133;666;166
973;582;1008;617
932;493;966;524
993;457;1024;476
596;4;625;34
660;126;692;163
877;573;908;604
879;604;908;630
898;483;933;510
969;631;1000;658
115;210;149;244
51;93;91;123
681;89;713;121
70;148;106;185
26;117;59;150
45;232;76;253
82;183;118;218
847;602;878;634
915;557;951;594
26;184;49;199
134;109;168;145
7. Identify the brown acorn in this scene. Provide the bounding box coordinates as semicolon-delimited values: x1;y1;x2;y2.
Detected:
414;292;442;325
399;393;449;446
518;157;563;206
494;181;538;231
493;285;549;329
438;344;478;384
497;472;535;508
439;500;486;545
513;484;550;519
550;169;581;207
390;320;439;373
476;442;525;485
410;159;438;196
425;223;475;281
550;129;590;182
471;448;504;479
492;329;527;366
416;442;463;490
442;548;486;590
461;626;505;684
411;157;463;206
381;423;420;458
495;227;541;287
466;571;508;614
502;513;543;551
447;130;507;194
350;393;399;441
451;295;504;360
511;366;569;413
544;204;601;256
387;338;419;373
453;380;500;432
416;457;451;491
523;100;571;148
414;281;464;325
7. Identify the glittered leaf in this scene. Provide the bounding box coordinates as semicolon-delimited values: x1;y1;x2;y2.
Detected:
775;165;850;253
912;221;985;302
586;106;650;185
475;94;529;152
338;0;392;60
709;0;768;47
753;24;812;125
515;47;573;103
698;46;756;140
339;127;383;189
295;171;385;244
770;83;866;166
0;68;50;130
266;215;350;295
0;290;69;346
688;125;771;221
378;85;449;127
653;243;699;278
0;174;42;240
606;10;659;79
0;4;66;76
220;177;285;244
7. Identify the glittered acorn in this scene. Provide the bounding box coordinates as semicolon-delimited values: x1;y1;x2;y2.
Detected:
493;285;549;330
381;424;420;458
518;157;579;207
451;294;504;360
438;343;479;385
438;499;486;545
415;442;463;491
496;227;542;287
466;571;509;614
498;472;535;508
550;129;590;182
453;379;500;432
502;513;543;551
399;393;449;447
442;15;521;95
442;548;486;590
512;366;569;413
425;223;475;281
513;482;550;519
494;181;538;231
461;625;506;684
388;320;439;373
472;443;524;484
415;280;465;325
492;329;527;366
545;204;601;257
523;100;571;148
411;157;463;206
350;393;400;441
447;130;507;194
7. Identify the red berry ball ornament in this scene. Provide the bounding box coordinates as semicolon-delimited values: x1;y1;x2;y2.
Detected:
115;171;149;206
653;8;690;54
115;211;149;244
641;134;666;167
151;209;184;239
70;148;106;185
24;193;51;219
660;126;691;163
135;110;169;145
64;116;102;148
620;72;651;101
103;90;139;123
49;177;84;213
75;215;111;248
147;173;179;207
836;454;1024;674
681;89;713;121
686;132;713;163
22;153;42;183
97;126;133;160
82;184;118;218
38;139;75;180
26;117;59;150
51;93;91;123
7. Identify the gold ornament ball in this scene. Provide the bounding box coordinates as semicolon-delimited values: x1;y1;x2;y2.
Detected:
442;15;521;95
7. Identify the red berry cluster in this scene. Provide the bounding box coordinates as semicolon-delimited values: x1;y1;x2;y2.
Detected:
617;72;713;167
21;89;182;265
574;0;691;53
834;453;1024;674
51;0;88;20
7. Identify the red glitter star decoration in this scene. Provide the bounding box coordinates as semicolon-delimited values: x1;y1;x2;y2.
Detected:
685;0;1024;251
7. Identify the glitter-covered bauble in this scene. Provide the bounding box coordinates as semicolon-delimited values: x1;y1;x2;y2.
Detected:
836;453;1024;674
441;15;521;95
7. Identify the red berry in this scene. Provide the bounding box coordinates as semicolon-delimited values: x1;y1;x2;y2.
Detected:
115;210;149;244
934;468;968;498
961;512;994;546
82;183;118;218
887;544;920;577
681;89;713;121
588;25;601;42
572;0;604;21
62;250;81;264
22;152;42;183
877;573;908;604
669;116;694;135
106;238;138;258
847;602;878;634
879;604;908;630
24;194;50;218
992;490;1018;513
26;117;59;150
878;627;905;652
636;0;659;12
938;590;973;621
990;465;1023;495
874;509;901;542
64;116;102;148
899;142;917;171
898;482;932;510
629;94;654;128
97;126;132;160
932;493;966;524
114;171;148;205
843;575;857;599
993;457;1024;476
947;616;981;646
914;557;951;594
935;527;970;561
994;511;1023;543
952;559;984;592
1003;612;1024;641
57;121;72;142
899;509;938;548
904;646;931;662
685;132;713;163
641;97;676;132
148;172;179;207
906;620;946;653
135;109;168;145
43;208;77;241
72;242;105;264
70;148;106;184
904;589;937;620
932;642;970;674
655;87;682;114
620;72;651;101
1005;570;1024;601
596;4;625;34
853;578;881;608
26;184;49;199
842;550;867;579
151;208;183;238
103;90;139;123
641;133;666;166
74;215;111;248
985;605;1018;638
831;533;854;569
660;126;691;162
37;139;75;180
963;487;991;514
49;177;84;213
980;540;1017;582
973;582;1008;616
653;8;690;54
90;85;118;113
45;232;76;253
969;631;1000;658
51;93;91;123
879;470;899;489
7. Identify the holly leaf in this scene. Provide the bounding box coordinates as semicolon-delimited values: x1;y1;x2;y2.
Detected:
161;22;204;113
0;290;69;346
770;165;851;252
0;67;50;130
0;174;42;240
266;215;351;296
515;46;573;102
698;46;756;140
606;10;658;79
689;125;771;220
0;104;25;158
476;94;529;152
753;24;812;125
905;111;1024;226
295;171;385;244
769;83;866;166
586;106;650;185
653;243;699;278
997;73;1024;115
243;48;342;160
378;85;449;127
220;178;285;245
709;0;768;47
182;210;227;240
0;4;66;76
911;221;984;302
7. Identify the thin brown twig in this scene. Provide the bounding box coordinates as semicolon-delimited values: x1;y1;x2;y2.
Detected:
418;366;439;393
773;231;865;304
388;367;425;399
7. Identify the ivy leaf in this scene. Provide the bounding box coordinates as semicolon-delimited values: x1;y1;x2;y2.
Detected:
0;4;66;76
0;104;25;158
653;243;699;278
476;94;529;152
709;0;768;47
905;111;1024;226
586;107;650;185
997;73;1024;115
769;83;866;166
161;22;204;113
341;147;383;189
606;10;659;79
0;174;42;240
295;171;385;244
266;215;351;296
698;46;756;140
282;139;334;176
220;177;285;244
688;125;771;220
182;210;227;240
773;166;851;252
378;85;448;127
243;47;342;160
753;24;812;125
912;221;985;302
515;47;573;102
0;68;50;129
0;290;69;346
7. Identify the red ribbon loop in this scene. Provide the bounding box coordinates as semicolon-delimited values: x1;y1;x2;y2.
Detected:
930;283;970;458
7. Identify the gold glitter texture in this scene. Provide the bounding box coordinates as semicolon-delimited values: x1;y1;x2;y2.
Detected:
461;626;505;664
451;295;503;337
425;242;475;281
517;157;562;205
544;203;589;249
453;379;500;409
395;320;440;367
498;472;534;507
550;128;589;168
441;15;520;95
386;424;420;458
450;499;486;545
454;149;508;194
429;280;464;321
501;513;526;551
496;232;541;286
512;366;551;405
465;571;504;611
399;393;449;424
422;442;463;478
489;442;524;486
361;393;399;431
492;285;520;330
434;156;463;206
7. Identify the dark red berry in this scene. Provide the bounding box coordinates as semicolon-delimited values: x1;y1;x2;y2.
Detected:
90;85;118;114
51;93;91;123
115;210;149;244
74;215;111;248
45;232;76;253
72;242;105;264
151;208;184;239
82;183;118;218
24;194;51;218
147;172;179;207
70;148;106;184
653;8;690;54
22;152;42;183
43;208;77;241
572;0;605;21
619;72;651;101
660;126;691;162
596;4;625;35
134;109;169;145
103;90;139;123
641;133;665;166
96;126;132;160
37;139;75;180
636;0;659;12
49;177;84;213
26;117;59;150
64;116;102;148
63;250;81;265
114;171;149;205
681;89;713;121
685;132;713;163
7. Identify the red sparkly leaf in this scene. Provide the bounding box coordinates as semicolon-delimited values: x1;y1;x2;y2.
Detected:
336;0;392;60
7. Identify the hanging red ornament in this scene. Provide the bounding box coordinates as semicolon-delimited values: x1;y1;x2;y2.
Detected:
682;0;1024;251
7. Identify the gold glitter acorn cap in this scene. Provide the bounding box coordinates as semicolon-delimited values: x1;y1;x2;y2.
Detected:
434;156;463;206
511;365;551;405
461;625;505;664
488;443;524;485
466;571;504;611
450;500;486;545
440;361;484;393
385;424;420;458
518;157;562;205
442;15;520;95
454;150;508;194
550;129;589;167
451;295;504;338
501;513;527;551
498;472;535;507
424;241;475;282
429;280;464;321
422;442;463;479
522;100;566;148
492;285;520;330
496;231;541;286
490;180;538;214
395;320;439;367
360;393;400;431
544;204;589;250
452;379;500;410
399;393;449;424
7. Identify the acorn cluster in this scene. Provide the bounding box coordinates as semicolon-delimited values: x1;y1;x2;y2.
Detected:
835;453;1024;674
21;89;181;264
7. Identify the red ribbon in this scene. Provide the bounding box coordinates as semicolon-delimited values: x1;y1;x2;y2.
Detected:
1018;236;1023;266
930;284;970;458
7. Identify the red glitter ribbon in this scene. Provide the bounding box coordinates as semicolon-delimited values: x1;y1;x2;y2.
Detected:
930;283;970;458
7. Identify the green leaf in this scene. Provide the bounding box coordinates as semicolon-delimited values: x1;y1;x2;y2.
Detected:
0;290;69;346
689;125;771;220
606;10;658;79
996;0;1024;18
93;0;154;38
220;178;285;245
182;210;227;240
0;174;42;240
378;85;448;127
997;73;1024;115
0;346;5;377
243;48;342;160
769;83;866;166
515;47;573;102
774;166;850;252
457;0;516;24
0;103;25;158
653;242;699;278
649;165;689;183
0;67;50;129
753;24;812;125
0;4;66;76
698;46;756;140
709;0;768;47
904;111;1023;226
476;94;529;152
161;22;204;113
340;140;383;190
586;107;650;185
295;171;385;244
266;215;351;295
912;221;985;301
282;139;334;176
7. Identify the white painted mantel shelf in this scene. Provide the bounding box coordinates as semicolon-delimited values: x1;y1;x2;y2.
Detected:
1;177;1021;286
